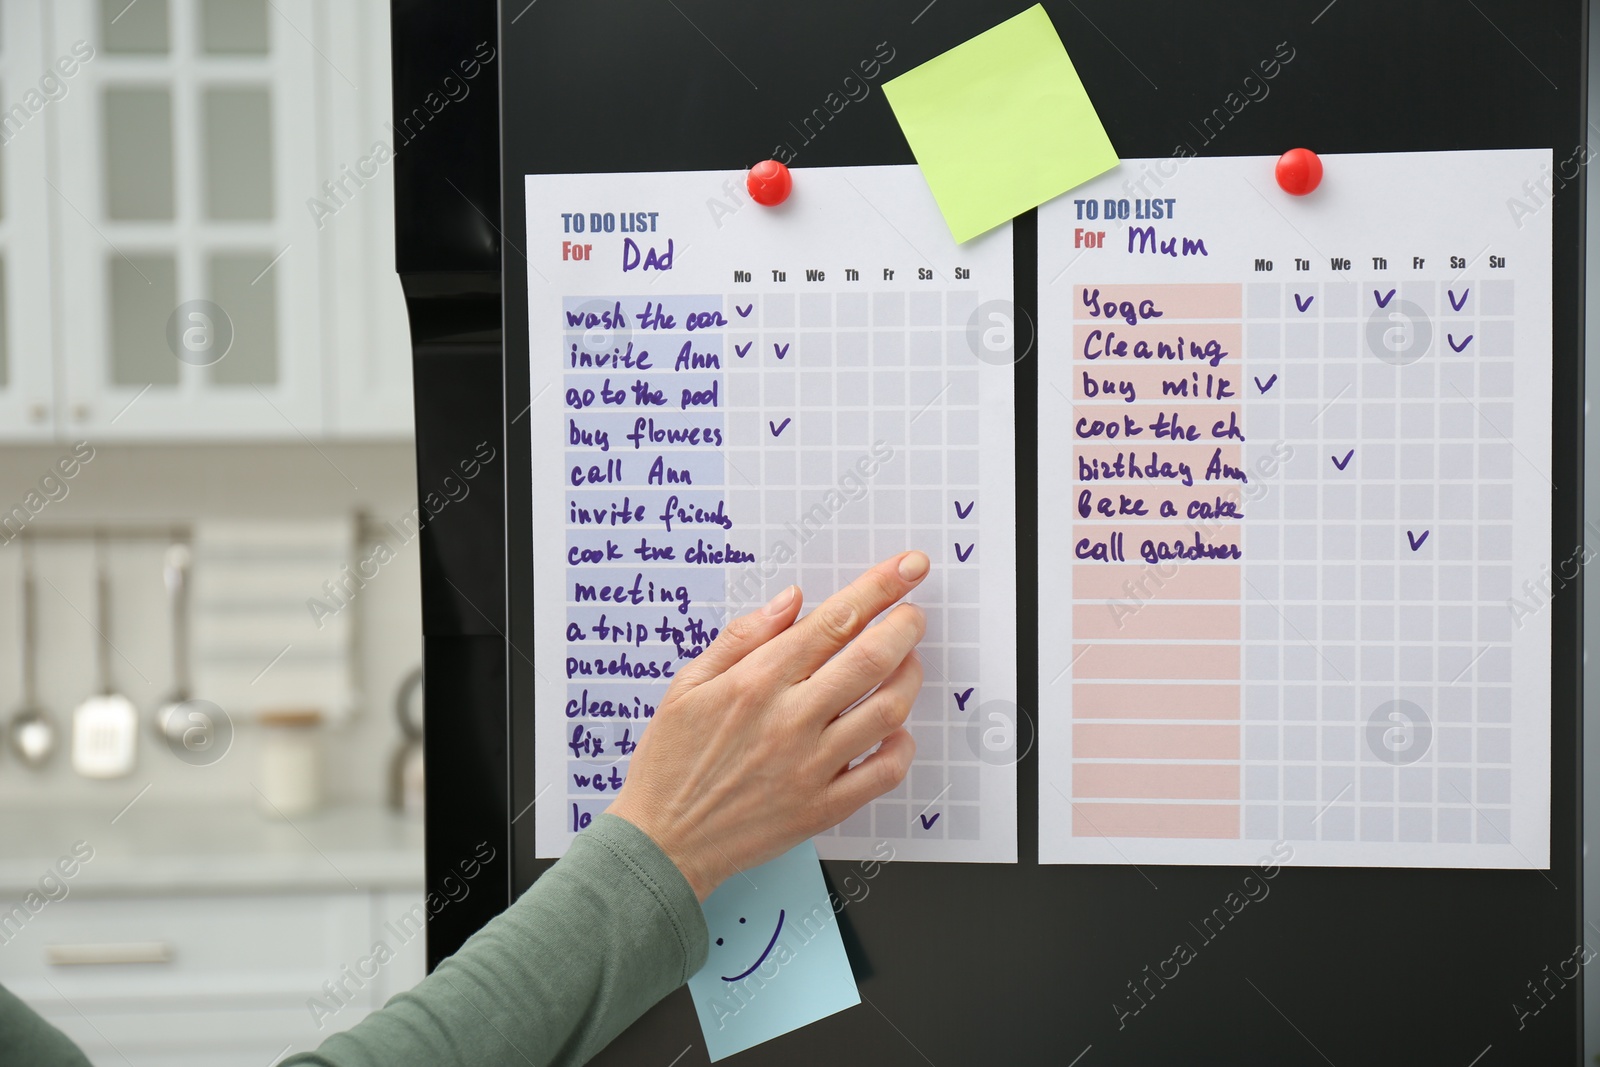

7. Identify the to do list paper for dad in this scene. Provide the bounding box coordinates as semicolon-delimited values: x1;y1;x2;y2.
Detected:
526;165;1018;864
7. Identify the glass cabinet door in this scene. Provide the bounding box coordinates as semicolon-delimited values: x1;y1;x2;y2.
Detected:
50;0;323;439
0;0;61;441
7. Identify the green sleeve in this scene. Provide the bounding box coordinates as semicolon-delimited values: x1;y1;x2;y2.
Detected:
287;813;708;1067
0;983;93;1067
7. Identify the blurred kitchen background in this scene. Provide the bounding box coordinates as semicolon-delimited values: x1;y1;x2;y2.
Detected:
0;1;432;1063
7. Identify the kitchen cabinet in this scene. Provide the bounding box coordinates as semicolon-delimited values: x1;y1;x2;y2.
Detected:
0;1;62;440
10;890;429;1065
0;0;413;442
0;804;429;1065
316;1;417;440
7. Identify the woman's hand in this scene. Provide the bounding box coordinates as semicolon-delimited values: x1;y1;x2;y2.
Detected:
609;551;929;900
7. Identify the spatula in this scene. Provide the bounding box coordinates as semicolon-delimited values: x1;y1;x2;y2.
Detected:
71;537;138;779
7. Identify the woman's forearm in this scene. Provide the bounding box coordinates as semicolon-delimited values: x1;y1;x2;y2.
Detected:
285;814;707;1067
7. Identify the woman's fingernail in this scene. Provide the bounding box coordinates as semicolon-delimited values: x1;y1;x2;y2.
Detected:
898;551;930;582
763;585;797;615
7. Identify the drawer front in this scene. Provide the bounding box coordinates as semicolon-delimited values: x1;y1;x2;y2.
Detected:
369;892;429;1004
0;892;373;1003
38;1003;376;1067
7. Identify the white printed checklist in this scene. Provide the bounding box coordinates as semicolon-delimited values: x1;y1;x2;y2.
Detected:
526;166;1019;863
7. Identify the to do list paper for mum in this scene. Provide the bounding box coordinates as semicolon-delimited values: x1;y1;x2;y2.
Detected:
1038;151;1551;869
526;165;1018;863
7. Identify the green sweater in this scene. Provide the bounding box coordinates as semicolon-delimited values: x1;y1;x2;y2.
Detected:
1;815;708;1067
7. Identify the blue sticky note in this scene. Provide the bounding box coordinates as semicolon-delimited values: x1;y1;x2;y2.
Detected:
687;842;859;1060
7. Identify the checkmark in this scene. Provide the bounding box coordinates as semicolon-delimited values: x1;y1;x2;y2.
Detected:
1293;293;1313;312
768;418;791;437
734;341;752;358
1254;374;1278;394
1331;449;1354;471
773;342;789;360
1448;288;1469;311
954;500;975;519
1448;333;1473;353
1407;530;1429;551
954;688;974;710
954;542;975;562
736;303;752;318
1374;288;1396;308
917;813;941;830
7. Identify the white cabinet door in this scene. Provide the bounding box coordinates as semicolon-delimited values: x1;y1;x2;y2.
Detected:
39;1005;375;1067
319;1;414;439
12;891;377;1065
369;892;430;1004
47;0;324;440
0;0;61;440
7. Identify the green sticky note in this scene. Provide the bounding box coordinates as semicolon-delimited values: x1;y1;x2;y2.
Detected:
883;4;1119;242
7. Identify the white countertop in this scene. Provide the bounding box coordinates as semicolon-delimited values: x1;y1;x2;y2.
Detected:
0;802;425;896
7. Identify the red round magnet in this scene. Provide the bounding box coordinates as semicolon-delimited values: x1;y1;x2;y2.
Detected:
746;160;792;207
1274;148;1323;196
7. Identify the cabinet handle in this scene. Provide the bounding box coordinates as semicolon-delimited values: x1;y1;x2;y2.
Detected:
28;402;47;423
46;942;173;966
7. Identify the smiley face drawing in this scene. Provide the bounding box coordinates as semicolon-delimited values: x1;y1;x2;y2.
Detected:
714;910;787;982
687;842;860;1060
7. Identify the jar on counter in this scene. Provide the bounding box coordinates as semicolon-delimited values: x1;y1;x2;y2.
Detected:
257;707;324;818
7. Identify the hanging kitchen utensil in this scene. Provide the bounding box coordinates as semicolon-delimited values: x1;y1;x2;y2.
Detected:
153;542;194;747
71;535;138;779
7;536;57;768
387;665;424;814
